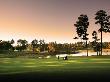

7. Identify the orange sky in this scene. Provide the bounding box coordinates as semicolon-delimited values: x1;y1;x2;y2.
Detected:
0;0;110;44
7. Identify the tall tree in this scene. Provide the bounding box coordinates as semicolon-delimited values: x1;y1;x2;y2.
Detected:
74;14;89;56
95;10;110;56
92;31;100;56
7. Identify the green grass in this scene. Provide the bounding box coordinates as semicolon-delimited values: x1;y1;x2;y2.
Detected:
0;56;110;75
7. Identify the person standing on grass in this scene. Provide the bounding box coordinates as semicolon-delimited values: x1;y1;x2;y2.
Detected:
65;56;68;60
58;56;60;60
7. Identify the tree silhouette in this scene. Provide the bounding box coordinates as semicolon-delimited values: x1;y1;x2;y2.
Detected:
39;39;45;52
92;31;98;40
0;41;13;51
95;10;110;55
16;39;28;51
9;39;15;51
31;39;38;52
92;31;100;56
74;14;89;56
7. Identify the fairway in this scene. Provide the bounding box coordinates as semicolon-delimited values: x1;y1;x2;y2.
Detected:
1;56;110;81
0;56;110;74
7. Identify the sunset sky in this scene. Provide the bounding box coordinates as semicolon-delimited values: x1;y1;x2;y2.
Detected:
0;0;110;44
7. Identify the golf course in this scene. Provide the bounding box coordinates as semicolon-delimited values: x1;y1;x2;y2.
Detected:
1;55;110;81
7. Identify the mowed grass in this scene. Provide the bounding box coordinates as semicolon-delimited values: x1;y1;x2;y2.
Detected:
0;56;110;75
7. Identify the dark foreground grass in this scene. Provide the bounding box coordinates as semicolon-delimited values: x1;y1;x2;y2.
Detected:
0;56;110;81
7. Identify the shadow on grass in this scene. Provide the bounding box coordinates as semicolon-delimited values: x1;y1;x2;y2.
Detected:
0;71;110;82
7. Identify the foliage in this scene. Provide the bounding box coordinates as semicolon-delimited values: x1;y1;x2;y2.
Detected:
0;40;14;51
74;14;89;40
16;39;28;51
47;42;56;55
92;31;100;53
31;39;38;52
74;14;89;56
39;39;46;52
92;31;98;40
95;10;110;32
95;10;110;55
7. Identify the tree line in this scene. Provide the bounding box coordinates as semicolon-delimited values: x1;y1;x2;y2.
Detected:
74;10;110;56
0;38;110;55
